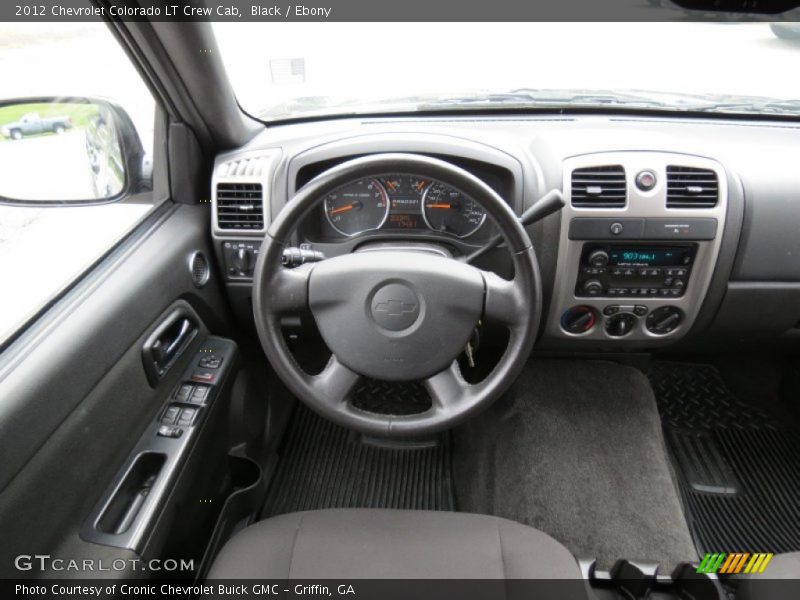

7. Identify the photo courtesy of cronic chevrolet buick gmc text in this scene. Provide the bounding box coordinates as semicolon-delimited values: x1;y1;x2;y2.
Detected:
1;3;800;600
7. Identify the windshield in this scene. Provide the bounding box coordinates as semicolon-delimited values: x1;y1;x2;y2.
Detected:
212;22;800;121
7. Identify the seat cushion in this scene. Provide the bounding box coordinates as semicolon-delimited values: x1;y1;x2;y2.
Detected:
207;508;581;579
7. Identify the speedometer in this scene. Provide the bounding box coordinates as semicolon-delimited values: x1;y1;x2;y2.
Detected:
422;183;486;238
324;178;390;236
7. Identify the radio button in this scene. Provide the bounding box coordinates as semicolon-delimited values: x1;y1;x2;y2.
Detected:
612;268;623;276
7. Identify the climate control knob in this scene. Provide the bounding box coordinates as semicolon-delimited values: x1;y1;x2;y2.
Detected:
561;305;598;335
646;306;683;335
587;249;610;267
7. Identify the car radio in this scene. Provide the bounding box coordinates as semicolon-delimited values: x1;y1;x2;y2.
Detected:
575;244;696;298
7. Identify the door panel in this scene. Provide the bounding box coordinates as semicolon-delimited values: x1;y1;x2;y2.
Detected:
0;203;230;577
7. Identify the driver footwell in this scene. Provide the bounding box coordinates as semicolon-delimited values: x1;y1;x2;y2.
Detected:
261;402;454;517
453;359;697;571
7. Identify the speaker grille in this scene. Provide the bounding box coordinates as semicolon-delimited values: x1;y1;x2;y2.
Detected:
189;251;210;288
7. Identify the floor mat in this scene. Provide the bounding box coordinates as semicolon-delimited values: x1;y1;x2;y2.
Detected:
453;360;697;570
649;362;800;555
261;404;454;517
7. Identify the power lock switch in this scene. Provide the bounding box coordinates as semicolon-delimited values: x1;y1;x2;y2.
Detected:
157;425;183;438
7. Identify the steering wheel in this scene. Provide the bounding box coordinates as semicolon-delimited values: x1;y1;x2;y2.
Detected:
253;154;541;437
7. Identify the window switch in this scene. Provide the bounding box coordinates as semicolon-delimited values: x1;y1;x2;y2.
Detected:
161;405;181;425
190;385;210;404
174;383;193;402
178;407;197;426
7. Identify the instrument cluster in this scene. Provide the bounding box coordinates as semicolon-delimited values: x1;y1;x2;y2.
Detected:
321;174;487;239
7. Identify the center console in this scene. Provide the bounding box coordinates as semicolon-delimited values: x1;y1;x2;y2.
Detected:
547;152;727;343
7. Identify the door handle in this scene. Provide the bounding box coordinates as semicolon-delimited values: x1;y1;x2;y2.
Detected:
142;309;198;386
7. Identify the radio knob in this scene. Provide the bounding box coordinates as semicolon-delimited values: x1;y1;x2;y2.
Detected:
582;279;604;296
588;249;610;267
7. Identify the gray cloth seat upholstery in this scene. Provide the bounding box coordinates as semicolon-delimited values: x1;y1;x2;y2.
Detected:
207;508;582;579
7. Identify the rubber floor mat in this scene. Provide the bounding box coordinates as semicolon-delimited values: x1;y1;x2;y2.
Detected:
261;404;454;517
649;362;800;555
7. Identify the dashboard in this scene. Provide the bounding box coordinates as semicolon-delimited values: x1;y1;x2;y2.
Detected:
209;114;800;352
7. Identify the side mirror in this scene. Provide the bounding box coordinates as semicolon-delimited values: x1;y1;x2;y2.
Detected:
0;96;149;206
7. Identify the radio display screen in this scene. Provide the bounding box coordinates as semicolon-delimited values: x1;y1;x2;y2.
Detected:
608;247;691;267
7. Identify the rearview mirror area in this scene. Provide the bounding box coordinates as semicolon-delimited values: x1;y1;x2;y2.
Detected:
0;97;146;205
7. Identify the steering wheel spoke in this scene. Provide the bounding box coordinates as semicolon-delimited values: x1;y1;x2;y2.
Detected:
270;263;313;314
424;361;466;413
483;271;526;327
308;355;361;408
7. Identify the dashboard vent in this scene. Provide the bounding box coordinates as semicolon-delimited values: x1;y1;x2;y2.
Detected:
571;165;626;208
216;183;264;230
218;156;270;177
666;166;719;208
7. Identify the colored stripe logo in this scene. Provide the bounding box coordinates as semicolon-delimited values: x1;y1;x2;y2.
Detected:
697;552;774;574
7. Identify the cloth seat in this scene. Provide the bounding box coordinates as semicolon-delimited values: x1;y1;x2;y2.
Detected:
207;508;582;580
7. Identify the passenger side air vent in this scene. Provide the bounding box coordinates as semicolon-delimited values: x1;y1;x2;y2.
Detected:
571;165;626;208
216;183;264;230
666;166;719;208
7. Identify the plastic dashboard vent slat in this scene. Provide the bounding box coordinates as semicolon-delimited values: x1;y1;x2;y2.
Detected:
216;182;264;230
666;166;719;208
571;165;626;208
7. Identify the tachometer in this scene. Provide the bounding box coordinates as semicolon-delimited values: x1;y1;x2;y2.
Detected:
422;183;486;238
324;178;390;236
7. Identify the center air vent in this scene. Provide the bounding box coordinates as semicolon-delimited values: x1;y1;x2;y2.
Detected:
666;166;719;208
571;165;626;208
216;183;264;230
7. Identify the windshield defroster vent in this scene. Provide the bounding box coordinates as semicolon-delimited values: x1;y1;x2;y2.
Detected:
216;183;265;230
666;166;719;208
571;165;626;208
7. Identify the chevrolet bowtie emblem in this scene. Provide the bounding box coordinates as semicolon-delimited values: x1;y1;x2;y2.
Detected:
373;299;418;317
